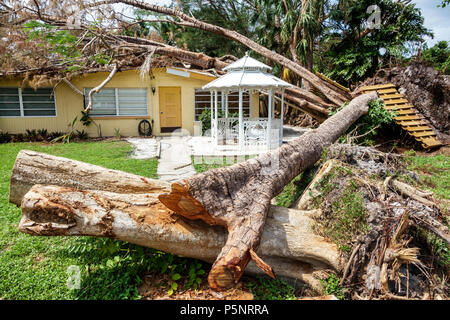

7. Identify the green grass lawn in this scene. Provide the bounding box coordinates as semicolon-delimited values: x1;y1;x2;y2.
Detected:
405;154;450;200
0;140;159;299
1;141;447;300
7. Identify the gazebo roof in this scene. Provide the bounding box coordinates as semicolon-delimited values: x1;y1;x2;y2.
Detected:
203;54;293;90
223;54;272;72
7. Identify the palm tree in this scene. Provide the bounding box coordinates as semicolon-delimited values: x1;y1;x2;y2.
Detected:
249;0;328;87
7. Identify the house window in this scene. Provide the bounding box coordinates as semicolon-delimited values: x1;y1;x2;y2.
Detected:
194;89;250;120
0;87;56;117
84;88;148;116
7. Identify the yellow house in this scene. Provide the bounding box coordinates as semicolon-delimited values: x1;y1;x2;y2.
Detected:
0;67;259;137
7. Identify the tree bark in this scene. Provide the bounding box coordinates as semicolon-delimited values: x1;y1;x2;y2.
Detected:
10;151;342;292
260;91;328;122
159;92;378;290
9;150;170;206
10;93;377;291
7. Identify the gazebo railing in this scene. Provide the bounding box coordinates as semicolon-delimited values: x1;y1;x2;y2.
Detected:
217;117;240;143
212;117;282;149
243;118;268;147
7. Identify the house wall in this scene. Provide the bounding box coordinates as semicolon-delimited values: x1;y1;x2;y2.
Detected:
0;69;214;137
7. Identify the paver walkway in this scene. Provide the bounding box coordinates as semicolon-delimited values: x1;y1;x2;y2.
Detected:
126;137;159;159
157;136;197;182
127;125;308;182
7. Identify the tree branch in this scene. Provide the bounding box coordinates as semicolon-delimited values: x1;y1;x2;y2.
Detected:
85;63;118;112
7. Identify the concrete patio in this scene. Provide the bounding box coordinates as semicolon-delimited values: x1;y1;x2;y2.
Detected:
126;125;310;182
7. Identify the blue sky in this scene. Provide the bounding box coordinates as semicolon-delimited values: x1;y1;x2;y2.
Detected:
412;0;449;46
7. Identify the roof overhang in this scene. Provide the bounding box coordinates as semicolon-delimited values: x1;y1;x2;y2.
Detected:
202;70;293;91
165;67;217;81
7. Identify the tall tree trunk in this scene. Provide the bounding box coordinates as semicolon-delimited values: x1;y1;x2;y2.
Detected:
159;92;378;290
10;92;377;291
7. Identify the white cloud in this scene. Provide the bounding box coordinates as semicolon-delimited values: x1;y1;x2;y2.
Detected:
412;0;450;46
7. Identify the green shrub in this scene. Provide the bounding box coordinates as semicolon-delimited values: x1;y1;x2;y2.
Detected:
330;99;396;145
37;129;49;141
422;41;450;74
76;130;89;140
246;276;297;300
0;130;11;144
198;109;240;135
14;133;25;142
320;273;344;299
25;129;39;142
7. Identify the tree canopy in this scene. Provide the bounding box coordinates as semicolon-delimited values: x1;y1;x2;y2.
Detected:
138;0;433;86
0;0;442;91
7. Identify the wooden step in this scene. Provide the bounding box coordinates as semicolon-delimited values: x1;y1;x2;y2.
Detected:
361;84;396;91
377;88;398;94
395;109;417;115
384;104;415;110
404;126;433;132
380;93;404;100
384;99;410;105
358;83;442;149
420;137;443;148
394;115;422;121
411;131;436;138
399;120;427;126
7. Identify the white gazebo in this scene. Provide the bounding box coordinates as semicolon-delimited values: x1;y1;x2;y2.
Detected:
202;53;293;151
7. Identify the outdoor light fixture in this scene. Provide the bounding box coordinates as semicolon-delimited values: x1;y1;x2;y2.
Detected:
151;87;156;95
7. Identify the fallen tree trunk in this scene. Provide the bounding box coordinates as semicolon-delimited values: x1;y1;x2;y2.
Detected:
159;92;378;290
260;91;328;123
9;150;170;206
10;151;342;292
11;93;375;291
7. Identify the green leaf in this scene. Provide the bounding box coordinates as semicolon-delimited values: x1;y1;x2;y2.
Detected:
172;273;181;281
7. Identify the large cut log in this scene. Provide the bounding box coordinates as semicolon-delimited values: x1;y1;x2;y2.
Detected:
11;93;375;291
9;150;170;206
159;92;378;290
10;151;342;292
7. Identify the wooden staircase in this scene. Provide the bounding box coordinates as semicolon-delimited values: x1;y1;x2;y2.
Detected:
360;84;442;149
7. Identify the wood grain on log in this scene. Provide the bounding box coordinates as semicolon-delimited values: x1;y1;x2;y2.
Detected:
10;151;343;292
9;150;170;206
159;92;378;290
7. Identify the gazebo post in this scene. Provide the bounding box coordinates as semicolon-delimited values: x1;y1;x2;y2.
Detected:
221;90;225;113
214;90;219;145
210;89;214;139
267;88;273;149
238;88;243;150
225;90;229;143
225;90;228;118
280;89;285;143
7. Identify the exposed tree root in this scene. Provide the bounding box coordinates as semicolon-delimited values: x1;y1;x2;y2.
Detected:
292;145;448;299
